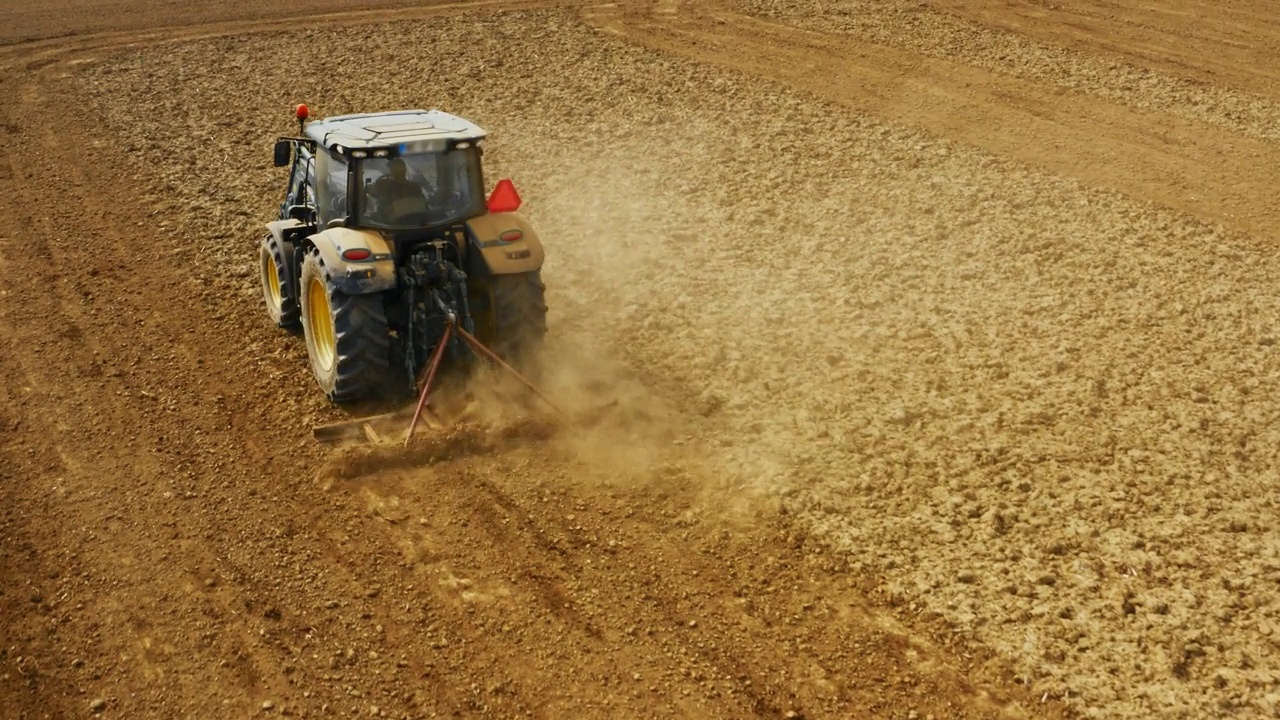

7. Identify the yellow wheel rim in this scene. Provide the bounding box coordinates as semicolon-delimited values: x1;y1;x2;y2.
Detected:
307;276;336;371
265;256;282;309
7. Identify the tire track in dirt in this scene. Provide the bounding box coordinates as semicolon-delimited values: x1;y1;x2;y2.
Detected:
581;0;1280;239
0;0;572;69
323;433;1049;719
930;0;1280;97
0;66;338;716
737;0;1280;160
0;0;579;44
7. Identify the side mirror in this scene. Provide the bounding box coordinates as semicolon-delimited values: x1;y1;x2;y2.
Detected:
273;140;291;167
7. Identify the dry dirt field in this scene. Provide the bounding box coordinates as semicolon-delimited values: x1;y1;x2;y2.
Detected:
3;1;1280;718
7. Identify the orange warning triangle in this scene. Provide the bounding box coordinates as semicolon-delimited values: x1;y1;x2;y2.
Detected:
487;179;522;213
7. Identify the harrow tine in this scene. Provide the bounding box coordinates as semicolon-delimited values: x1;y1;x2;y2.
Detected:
404;319;454;447
454;325;562;415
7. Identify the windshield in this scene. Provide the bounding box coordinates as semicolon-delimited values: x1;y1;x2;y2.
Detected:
356;149;485;229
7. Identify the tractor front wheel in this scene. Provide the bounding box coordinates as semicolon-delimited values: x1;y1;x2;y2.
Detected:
299;249;393;403
260;235;300;330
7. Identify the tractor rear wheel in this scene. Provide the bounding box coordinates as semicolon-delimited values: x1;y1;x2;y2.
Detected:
260;235;300;330
475;271;547;372
299;249;393;403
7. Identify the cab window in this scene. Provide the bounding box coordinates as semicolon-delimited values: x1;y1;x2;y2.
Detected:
316;150;350;226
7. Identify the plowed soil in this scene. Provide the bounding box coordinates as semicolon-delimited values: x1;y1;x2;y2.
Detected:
2;1;1278;719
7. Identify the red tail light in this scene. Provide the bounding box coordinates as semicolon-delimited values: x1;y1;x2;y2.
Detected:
341;248;372;261
487;179;522;213
499;229;523;243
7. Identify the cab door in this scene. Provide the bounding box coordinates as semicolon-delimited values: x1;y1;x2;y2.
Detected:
280;148;316;223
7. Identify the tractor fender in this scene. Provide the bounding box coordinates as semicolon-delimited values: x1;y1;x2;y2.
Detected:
265;218;307;246
303;227;397;295
265;219;307;265
465;212;545;275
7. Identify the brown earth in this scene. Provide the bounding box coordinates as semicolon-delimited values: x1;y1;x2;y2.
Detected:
2;1;1279;719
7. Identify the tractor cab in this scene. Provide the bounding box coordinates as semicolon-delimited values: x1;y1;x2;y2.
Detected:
274;108;489;233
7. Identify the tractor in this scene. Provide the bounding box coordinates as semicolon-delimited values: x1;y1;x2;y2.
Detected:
260;105;547;403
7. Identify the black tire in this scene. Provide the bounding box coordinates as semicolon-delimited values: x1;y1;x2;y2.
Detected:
475;271;547;372
260;235;300;330
299;249;394;403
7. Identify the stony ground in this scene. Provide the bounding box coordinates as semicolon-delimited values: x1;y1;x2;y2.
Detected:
4;1;1280;719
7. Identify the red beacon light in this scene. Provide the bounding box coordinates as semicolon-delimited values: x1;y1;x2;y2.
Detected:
295;103;309;133
486;179;522;213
